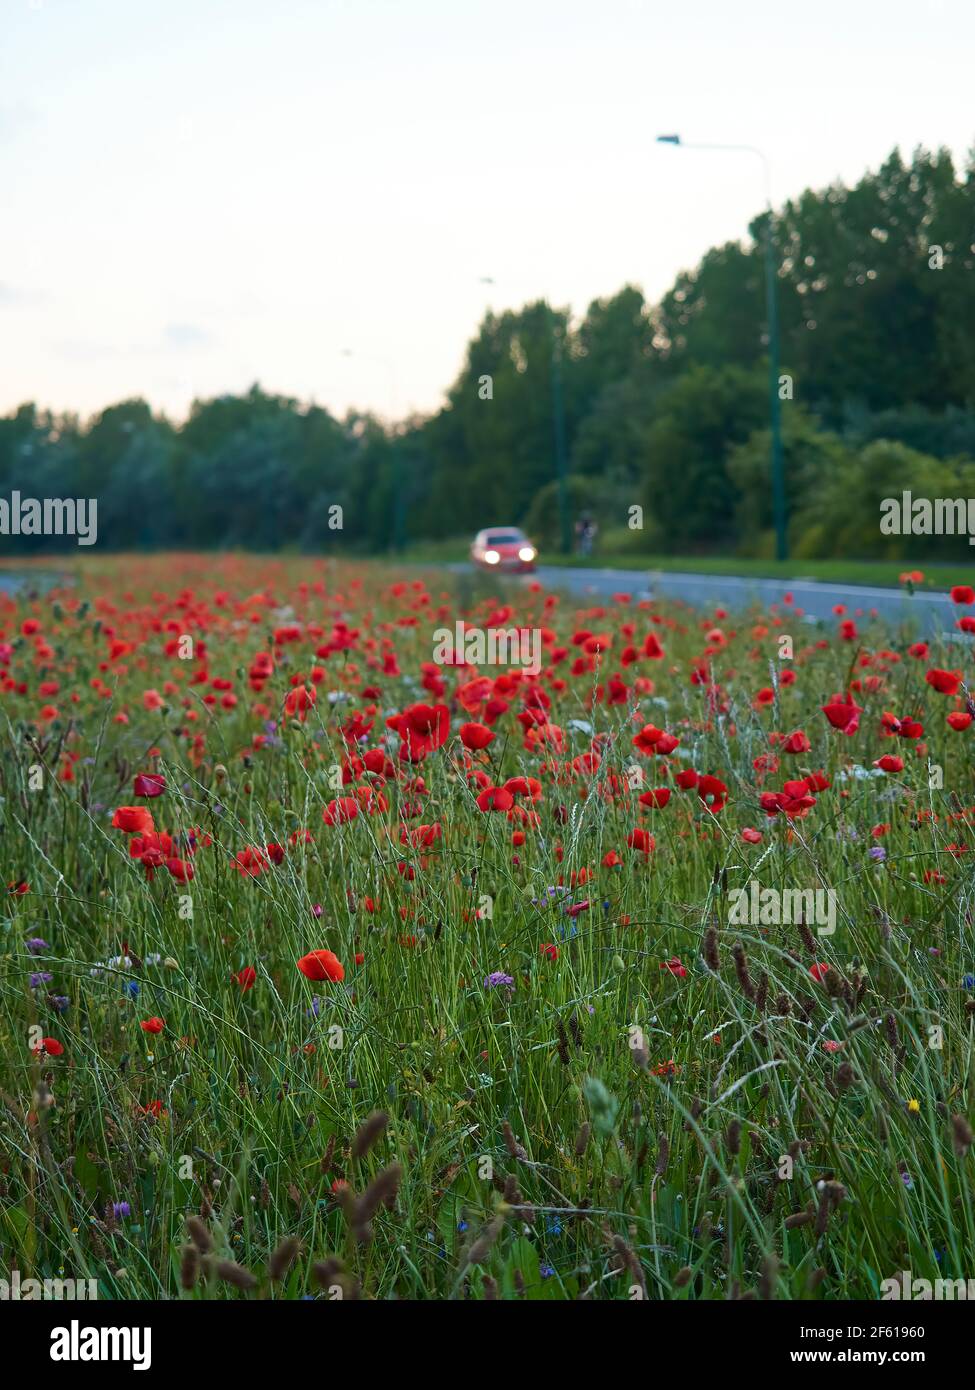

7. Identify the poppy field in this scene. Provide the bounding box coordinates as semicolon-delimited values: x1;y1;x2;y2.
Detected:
2;553;975;1302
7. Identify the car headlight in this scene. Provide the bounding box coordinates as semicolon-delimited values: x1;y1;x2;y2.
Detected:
518;546;536;562
484;550;500;564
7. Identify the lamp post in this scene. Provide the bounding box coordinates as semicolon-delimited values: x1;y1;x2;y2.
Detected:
550;321;571;555
656;135;787;561
340;349;403;552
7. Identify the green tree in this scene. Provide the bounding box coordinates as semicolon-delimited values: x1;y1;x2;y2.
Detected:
640;365;766;550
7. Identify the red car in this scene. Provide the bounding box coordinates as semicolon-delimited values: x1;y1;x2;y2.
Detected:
470;527;537;573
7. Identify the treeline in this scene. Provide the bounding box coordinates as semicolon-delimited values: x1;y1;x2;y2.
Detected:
5;145;975;559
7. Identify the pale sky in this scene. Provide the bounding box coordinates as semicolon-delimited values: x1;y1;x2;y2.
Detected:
1;0;970;425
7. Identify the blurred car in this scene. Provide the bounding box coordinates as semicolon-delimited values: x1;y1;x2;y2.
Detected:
470;527;537;573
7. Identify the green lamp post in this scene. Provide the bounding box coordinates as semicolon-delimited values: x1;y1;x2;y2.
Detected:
656;135;787;561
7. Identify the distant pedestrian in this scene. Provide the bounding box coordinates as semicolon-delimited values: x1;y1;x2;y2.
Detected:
575;513;597;557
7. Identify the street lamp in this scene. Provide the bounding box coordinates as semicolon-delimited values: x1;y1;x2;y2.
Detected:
550;322;571;556
656;134;787;561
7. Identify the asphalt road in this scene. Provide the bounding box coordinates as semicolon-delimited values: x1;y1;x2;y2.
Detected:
451;562;964;639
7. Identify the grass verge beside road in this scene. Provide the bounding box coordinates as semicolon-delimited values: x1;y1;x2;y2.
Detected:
400;541;966;591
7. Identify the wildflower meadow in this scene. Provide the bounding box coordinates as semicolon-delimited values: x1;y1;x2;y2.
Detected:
2;552;974;1304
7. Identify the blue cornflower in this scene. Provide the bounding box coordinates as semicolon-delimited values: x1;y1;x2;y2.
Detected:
484;972;514;989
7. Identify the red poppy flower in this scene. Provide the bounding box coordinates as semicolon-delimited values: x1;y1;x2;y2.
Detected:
387;703;449;762
297;949;345;983
951;586;975;605
140;1017;165;1034
947;712;973;731
873;755;904;773
322;796;359;826
539;943;558;961
809;963;830;983
233;846;269;877
129;831;172;866
631;724;664;754
112;806;155;835
460;721;495;751
697;774;729;813
34;1036;64;1057
821;696;863;735
925;668;962;696
284;684;316;721
133;773;166;798
625;827;655;854
761;783;818;819
782;730;810;754
504;775;543;801
476;785;514;813
233;966;257;991
638;788;671;809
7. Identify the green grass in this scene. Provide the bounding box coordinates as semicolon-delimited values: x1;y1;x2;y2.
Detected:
398;540;966;590
2;552;974;1301
3;546;965;593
